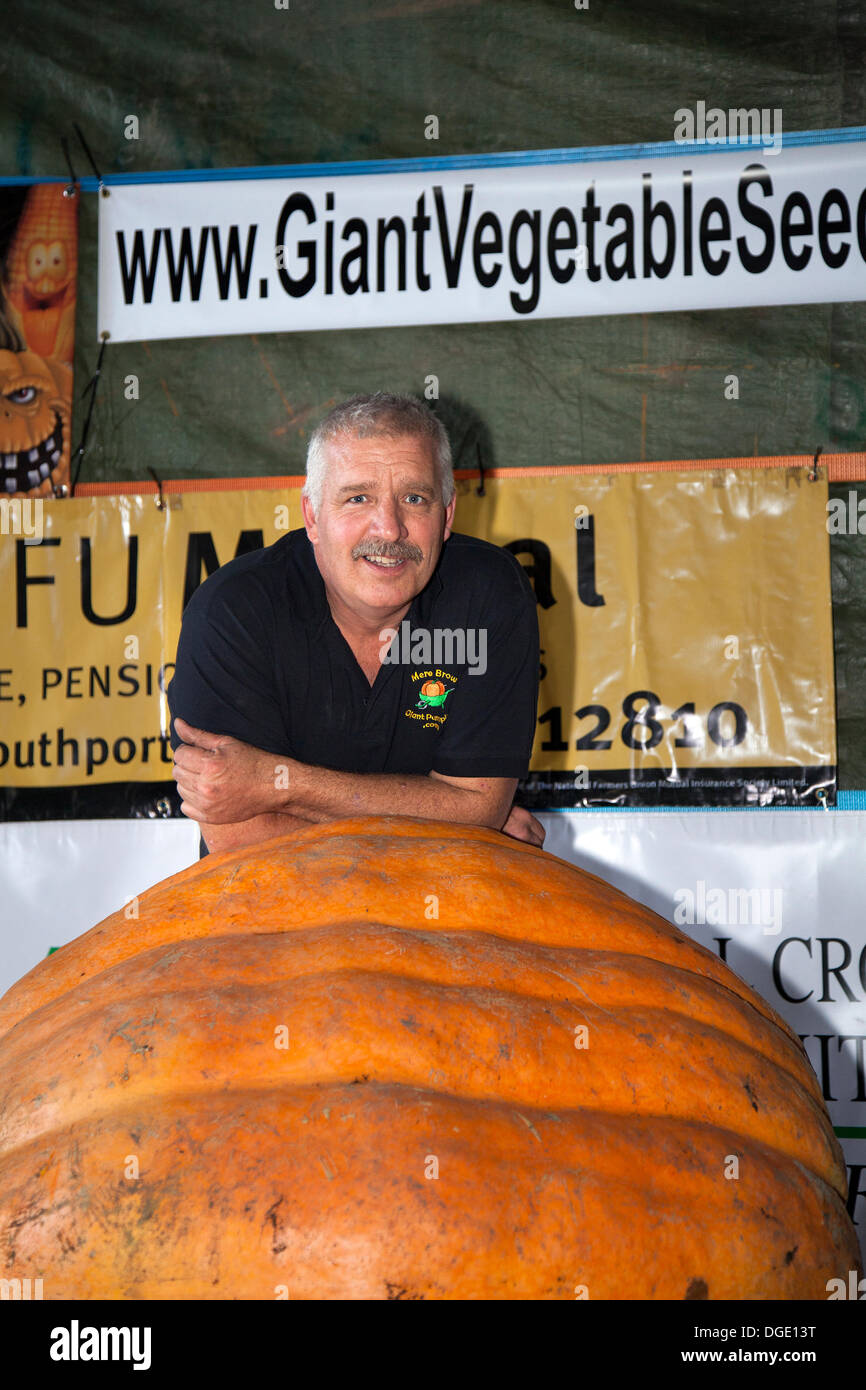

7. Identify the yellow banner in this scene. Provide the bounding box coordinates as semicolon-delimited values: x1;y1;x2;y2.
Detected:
0;466;835;805
457;467;835;805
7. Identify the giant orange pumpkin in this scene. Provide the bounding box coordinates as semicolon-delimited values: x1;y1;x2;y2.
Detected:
0;816;858;1299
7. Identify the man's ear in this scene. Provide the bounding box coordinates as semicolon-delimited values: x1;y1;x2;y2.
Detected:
442;492;457;541
301;492;318;543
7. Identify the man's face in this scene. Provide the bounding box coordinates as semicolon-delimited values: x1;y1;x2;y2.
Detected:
301;431;456;632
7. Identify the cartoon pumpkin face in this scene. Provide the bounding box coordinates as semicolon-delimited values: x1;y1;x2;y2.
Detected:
0;346;72;497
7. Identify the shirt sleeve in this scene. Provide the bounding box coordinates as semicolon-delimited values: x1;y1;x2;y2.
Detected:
430;556;539;779
167;575;292;758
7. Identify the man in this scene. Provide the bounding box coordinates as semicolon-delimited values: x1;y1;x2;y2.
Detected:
168;392;544;853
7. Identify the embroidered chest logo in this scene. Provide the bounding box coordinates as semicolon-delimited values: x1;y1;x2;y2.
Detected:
416;679;454;710
404;669;458;731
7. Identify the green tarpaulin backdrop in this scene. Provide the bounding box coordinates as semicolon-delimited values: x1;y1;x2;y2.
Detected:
4;0;866;786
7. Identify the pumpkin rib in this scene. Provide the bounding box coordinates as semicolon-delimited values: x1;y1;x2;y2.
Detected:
0;1083;857;1300
0;973;841;1188
0;1083;837;1198
0;1080;848;1210
0;1082;846;1207
0;886;789;1045
0;930;822;1110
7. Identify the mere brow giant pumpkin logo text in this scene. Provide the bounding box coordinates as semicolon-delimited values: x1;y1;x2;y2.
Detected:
403;670;459;732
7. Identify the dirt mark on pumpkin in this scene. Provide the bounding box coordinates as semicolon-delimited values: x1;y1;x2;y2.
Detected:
108;1010;164;1058
262;1196;288;1255
210;865;242;918
684;1277;709;1300
514;1111;543;1144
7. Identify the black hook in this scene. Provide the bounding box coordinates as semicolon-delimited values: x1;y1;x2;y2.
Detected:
60;137;78;199
69;334;109;497
147;467;166;510
73;122;105;192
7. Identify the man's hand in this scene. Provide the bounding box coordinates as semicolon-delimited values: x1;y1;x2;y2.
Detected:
172;717;289;824
501;803;545;848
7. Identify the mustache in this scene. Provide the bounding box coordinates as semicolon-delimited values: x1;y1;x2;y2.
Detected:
353;540;423;562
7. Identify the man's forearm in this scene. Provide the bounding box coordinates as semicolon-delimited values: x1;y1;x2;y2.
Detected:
172;719;515;834
200;809;319;855
278;761;508;828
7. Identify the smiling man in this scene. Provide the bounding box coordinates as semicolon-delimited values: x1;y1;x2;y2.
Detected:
168;392;543;854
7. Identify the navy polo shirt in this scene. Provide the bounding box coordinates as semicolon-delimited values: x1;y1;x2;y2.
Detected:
167;526;539;806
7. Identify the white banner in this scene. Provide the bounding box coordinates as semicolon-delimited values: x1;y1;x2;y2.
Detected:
98;136;866;342
0;820;199;995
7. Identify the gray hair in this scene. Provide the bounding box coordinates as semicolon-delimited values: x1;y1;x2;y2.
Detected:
303;392;455;518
